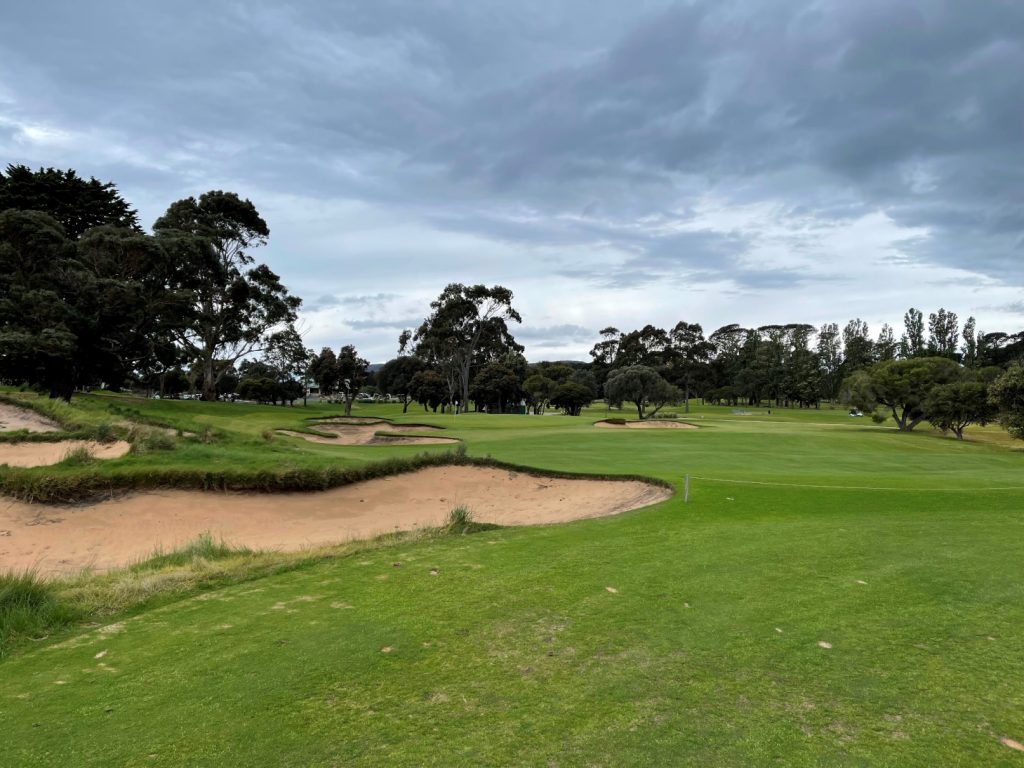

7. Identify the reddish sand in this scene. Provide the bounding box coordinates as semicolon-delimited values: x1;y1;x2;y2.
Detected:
278;423;458;446
595;420;698;429
0;402;59;433
0;466;671;574
0;440;130;468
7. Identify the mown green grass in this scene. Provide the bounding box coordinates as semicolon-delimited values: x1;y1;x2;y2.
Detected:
1;393;1024;765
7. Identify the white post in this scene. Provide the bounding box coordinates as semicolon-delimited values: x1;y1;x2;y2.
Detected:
684;475;690;504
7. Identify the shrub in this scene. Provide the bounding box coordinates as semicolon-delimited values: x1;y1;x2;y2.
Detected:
94;422;116;443
871;412;888;425
0;572;81;657
60;445;95;466
445;505;474;533
128;427;176;455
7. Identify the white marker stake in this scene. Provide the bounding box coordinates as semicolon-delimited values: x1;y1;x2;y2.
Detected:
684;474;690;504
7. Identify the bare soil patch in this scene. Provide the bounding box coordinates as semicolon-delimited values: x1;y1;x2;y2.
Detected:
0;440;130;468
279;423;458;446
0;466;671;573
595;420;698;430
0;402;60;433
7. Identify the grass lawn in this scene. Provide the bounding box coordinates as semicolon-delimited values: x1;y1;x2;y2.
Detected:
2;393;1024;765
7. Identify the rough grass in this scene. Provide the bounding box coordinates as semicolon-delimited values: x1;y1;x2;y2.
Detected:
0;525;502;660
0;573;82;657
59;445;95;466
126;426;177;455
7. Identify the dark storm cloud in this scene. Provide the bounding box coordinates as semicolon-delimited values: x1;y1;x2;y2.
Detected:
2;0;1022;360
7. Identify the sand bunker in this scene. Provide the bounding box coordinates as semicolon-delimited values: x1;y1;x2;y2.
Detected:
279;423;458;446
0;466;671;573
595;420;698;429
0;440;130;468
0;402;60;433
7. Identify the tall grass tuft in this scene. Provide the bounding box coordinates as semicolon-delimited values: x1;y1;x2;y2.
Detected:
128;426;176;455
94;421;116;443
60;445;95;466
132;533;254;571
445;505;475;534
0;572;81;658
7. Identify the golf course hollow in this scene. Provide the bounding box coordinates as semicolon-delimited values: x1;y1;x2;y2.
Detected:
278;422;459;446
0;466;671;573
595;419;699;429
0;401;60;433
0;440;131;468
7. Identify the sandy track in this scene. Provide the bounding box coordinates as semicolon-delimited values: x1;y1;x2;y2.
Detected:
0;440;131;468
0;466;671;573
0;403;60;433
595;420;698;429
279;423;458;446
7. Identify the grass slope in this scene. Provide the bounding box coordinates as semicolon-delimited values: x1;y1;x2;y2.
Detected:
2;393;1024;765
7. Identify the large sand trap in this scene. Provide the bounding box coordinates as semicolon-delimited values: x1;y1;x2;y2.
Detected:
0;466;671;573
595;420;698;429
0;402;59;433
0;440;130;468
279;423;458;446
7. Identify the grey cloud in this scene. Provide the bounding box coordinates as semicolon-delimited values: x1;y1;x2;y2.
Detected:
515;324;594;345
344;318;422;331
2;0;1023;360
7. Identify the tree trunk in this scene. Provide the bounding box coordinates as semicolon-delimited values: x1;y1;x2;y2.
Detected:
635;400;644;420
202;353;217;402
892;406;906;430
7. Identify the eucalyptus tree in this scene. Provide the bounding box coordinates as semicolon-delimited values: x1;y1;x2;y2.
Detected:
901;308;926;358
401;284;521;413
927;308;959;358
875;324;898;361
816;322;843;402
153;191;300;401
336;344;369;416
961;317;978;366
667;321;713;412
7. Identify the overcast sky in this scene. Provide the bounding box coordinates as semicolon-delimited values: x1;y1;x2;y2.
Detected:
2;1;1022;361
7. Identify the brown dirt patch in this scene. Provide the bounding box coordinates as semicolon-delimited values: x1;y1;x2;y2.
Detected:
0;440;130;468
0;466;671;573
0;402;60;433
595;420;698;430
278;423;457;446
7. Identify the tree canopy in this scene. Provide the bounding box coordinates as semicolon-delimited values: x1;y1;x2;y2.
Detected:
153;191;300;401
844;357;961;431
401;284;521;412
604;365;681;420
0;164;140;238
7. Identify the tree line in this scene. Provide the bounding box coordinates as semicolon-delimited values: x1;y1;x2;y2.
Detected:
3;164;1022;440
0;164;302;402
